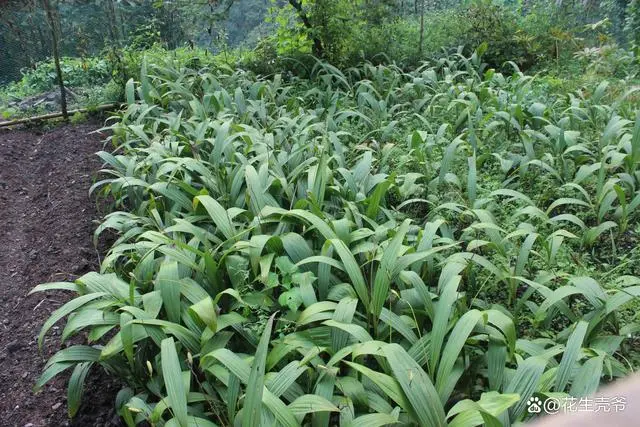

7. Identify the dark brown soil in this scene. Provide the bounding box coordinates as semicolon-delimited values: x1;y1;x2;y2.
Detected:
0;122;120;427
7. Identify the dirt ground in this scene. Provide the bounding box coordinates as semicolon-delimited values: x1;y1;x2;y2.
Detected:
0;122;120;427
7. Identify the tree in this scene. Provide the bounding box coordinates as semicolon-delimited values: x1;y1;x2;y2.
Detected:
626;0;640;52
419;0;424;56
287;0;324;57
42;0;67;119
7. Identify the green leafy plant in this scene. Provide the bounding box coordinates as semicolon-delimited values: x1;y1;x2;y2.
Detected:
33;47;640;426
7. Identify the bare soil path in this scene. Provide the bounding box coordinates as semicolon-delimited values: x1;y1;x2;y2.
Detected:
0;123;119;427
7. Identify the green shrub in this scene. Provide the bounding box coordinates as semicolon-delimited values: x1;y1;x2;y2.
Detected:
461;1;531;69
574;44;638;78
2;57;110;97
69;111;88;124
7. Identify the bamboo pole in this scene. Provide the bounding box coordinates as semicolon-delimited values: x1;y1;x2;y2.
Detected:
0;103;121;128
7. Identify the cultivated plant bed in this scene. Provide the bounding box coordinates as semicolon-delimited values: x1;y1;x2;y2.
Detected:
33;51;640;426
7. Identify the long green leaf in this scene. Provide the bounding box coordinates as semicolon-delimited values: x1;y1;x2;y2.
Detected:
555;320;588;392
243;313;276;427
161;337;188;427
383;343;446;427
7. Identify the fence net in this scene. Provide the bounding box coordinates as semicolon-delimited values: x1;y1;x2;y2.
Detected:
0;0;625;120
0;0;272;118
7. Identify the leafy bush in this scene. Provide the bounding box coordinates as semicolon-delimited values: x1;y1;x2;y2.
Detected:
462;1;521;67
6;57;110;96
574;44;638;78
